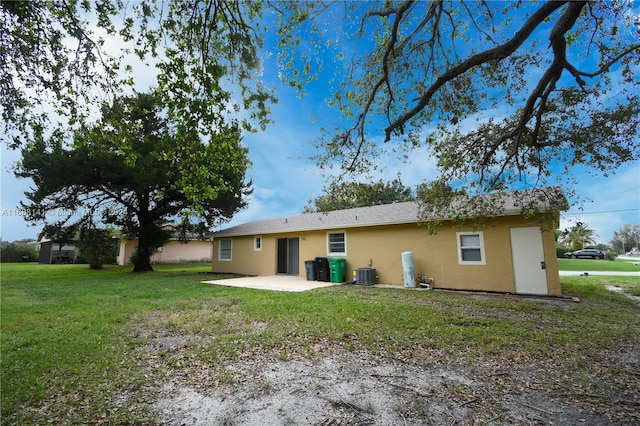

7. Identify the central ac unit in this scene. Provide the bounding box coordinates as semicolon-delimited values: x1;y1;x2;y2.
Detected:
355;268;376;285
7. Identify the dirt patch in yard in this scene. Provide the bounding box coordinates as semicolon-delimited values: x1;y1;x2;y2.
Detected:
122;293;640;425
145;339;639;425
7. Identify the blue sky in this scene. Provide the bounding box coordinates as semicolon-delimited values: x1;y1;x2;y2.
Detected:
1;2;639;245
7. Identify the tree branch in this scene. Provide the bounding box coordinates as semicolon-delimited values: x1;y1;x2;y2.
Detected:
577;43;640;78
478;2;587;168
345;1;414;171
383;0;567;142
515;1;585;143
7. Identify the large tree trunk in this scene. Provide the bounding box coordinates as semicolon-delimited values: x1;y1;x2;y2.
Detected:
132;239;154;272
132;214;155;273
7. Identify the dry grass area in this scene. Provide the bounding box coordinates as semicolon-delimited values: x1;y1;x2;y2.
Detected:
137;295;639;425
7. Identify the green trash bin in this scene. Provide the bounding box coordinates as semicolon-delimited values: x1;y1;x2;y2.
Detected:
328;257;346;284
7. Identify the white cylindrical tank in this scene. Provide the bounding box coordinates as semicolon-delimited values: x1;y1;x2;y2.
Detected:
402;251;415;288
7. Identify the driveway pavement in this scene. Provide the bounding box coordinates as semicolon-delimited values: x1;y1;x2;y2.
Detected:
203;275;337;292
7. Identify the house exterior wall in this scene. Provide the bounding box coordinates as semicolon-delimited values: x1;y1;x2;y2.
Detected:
212;235;272;276
117;239;212;266
212;214;561;296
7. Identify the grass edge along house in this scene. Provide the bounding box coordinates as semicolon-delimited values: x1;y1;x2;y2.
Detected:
212;188;566;296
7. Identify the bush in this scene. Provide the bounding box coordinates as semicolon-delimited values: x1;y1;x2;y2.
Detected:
75;228;118;269
605;250;618;261
0;242;38;262
556;247;569;258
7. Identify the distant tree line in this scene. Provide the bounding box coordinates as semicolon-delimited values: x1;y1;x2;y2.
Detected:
304;178;414;213
0;240;38;262
610;223;640;254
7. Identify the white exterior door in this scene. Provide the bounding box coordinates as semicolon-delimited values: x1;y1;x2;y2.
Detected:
510;227;548;295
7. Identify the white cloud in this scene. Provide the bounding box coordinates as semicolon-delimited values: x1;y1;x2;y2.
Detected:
560;163;640;245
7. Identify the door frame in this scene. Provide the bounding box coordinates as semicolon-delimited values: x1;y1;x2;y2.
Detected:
276;237;299;276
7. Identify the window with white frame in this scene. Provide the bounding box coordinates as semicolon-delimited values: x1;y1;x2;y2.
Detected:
327;231;346;255
457;232;485;265
254;236;262;251
218;239;232;261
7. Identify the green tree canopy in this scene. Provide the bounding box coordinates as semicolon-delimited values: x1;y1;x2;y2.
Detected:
304;178;414;213
610;223;640;254
17;91;251;272
3;1;638;229
276;1;639;218
75;226;118;270
1;0;275;149
0;241;38;263
560;222;598;251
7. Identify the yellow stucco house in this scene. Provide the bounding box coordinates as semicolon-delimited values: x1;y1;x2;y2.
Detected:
211;189;565;296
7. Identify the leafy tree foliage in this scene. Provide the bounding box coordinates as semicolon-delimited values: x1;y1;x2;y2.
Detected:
560;222;598;251
304;178;414;213
17;92;251;272
12;238;37;244
1;0;275;149
75;227;118;270
276;1;639;219
610;223;640;254
39;225;77;247
0;241;38;263
173;219;211;244
3;1;638;231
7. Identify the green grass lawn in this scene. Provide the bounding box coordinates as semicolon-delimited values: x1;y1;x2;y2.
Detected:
1;262;639;425
557;257;640;272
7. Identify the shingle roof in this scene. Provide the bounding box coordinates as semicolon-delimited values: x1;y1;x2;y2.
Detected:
212;188;565;238
213;202;420;237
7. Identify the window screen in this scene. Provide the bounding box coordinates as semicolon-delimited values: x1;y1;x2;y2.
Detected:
328;232;346;254
458;233;484;264
219;239;232;260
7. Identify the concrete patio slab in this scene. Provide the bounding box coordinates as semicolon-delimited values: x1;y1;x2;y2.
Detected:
203;275;337;292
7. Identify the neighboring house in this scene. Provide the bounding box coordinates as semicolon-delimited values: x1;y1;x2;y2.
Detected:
117;224;212;266
211;189;565;296
38;239;77;264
